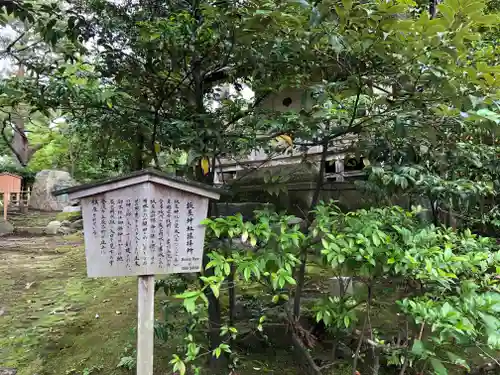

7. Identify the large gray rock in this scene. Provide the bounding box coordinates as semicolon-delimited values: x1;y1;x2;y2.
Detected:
0;219;14;236
29;170;76;211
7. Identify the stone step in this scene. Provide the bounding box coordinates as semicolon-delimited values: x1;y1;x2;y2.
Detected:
14;227;48;235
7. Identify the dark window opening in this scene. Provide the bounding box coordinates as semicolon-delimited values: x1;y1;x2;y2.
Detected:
325;160;336;174
344;157;365;172
282;97;293;107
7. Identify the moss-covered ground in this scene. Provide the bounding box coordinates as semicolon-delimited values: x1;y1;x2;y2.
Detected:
0;216;302;375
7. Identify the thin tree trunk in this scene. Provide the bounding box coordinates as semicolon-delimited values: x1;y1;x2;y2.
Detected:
228;262;236;327
293;138;328;319
132;130;144;171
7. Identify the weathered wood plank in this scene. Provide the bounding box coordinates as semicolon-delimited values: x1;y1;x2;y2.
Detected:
137;275;155;375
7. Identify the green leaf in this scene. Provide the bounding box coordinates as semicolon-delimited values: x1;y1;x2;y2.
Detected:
341;0;353;11
243;267;251;281
411;339;424;356
430;358;448;375
372;232;381;246
210;283;220;298
250;235;257;247
173;359;186;375
241;230;248;243
183;297;197;313
446;352;469;371
344;315;350;328
213;347;221;358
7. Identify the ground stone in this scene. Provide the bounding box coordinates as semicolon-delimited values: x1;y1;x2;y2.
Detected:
0;219;14;236
0;368;17;375
69;219;83;230
45;221;62;235
62;205;81;213
57;226;73;235
29;170;76;211
61;220;71;227
14;227;45;235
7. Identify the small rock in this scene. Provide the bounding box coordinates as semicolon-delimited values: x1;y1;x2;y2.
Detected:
95;313;100;319
49;307;65;314
57;226;73;235
0;367;17;375
45;221;62;235
0;307;5;316
102;299;110;303
66;305;83;312
14;227;45;235
69;219;83;230
63;205;81;213
25;282;35;289
115;311;121;315
61;220;71;227
0;219;14;237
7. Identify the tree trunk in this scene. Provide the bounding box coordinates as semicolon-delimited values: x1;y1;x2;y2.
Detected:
3;65;43;167
132;130;145;171
228;262;236;327
293;139;328;319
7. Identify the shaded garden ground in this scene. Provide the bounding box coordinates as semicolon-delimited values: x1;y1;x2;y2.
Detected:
2;213;464;375
0;218;301;375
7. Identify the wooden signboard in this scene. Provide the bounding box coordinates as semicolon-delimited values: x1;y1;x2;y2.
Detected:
53;169;221;375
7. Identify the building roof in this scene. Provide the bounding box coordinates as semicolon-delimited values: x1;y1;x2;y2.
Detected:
52;168;227;200
0;172;22;179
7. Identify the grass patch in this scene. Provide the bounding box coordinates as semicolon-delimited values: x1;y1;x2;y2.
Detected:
8;211;59;227
0;234;139;375
0;233;301;375
55;211;82;223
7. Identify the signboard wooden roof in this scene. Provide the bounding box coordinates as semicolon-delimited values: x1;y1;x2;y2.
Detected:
53;168;225;200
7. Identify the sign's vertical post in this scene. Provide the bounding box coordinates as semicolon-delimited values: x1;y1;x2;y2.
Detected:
137;274;155;375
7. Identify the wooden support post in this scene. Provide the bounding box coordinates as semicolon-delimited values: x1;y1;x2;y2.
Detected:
137;275;155;375
3;192;8;221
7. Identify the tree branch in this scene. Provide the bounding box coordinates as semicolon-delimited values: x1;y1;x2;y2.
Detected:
1;117;24;165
